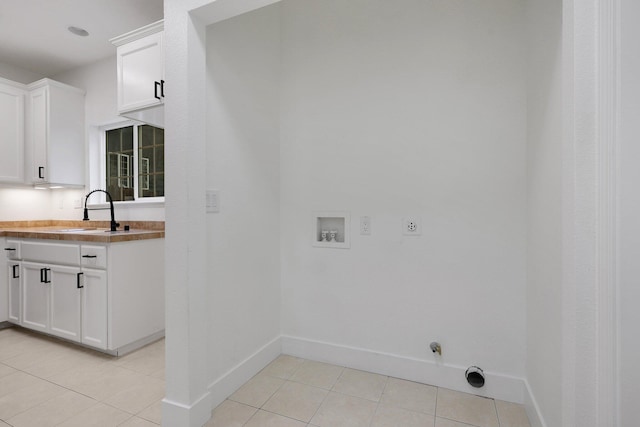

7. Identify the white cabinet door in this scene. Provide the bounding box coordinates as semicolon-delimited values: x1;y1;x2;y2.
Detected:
81;268;108;349
22;262;49;333
8;261;21;324
22;261;81;342
27;79;85;186
49;265;82;342
116;31;164;113
29;86;48;184
0;81;25;183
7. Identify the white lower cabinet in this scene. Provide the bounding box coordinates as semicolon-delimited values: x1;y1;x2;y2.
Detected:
22;262;49;333
6;238;163;354
7;261;21;324
80;268;108;349
3;239;20;324
49;265;82;342
22;262;82;342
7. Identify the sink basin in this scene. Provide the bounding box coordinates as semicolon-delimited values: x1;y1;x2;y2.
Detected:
55;228;98;232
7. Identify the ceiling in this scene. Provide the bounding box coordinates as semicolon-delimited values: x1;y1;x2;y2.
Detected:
0;0;164;77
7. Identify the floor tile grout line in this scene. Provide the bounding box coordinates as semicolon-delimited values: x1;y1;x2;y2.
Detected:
115;414;139;427
435;414;485;427
367;374;390;427
303;376;333;425
250;407;315;426
258;372;289;409
494;399;503;427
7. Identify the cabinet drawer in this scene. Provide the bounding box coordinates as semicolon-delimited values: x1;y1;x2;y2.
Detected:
21;241;80;265
80;245;107;269
4;240;20;260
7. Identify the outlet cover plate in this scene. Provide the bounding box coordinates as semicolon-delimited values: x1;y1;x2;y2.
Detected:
403;216;421;236
360;216;371;235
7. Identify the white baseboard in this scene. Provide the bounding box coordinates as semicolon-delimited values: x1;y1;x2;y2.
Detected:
162;390;212;427
207;335;282;409
281;335;526;404
114;330;165;356
161;336;280;426
523;379;548;427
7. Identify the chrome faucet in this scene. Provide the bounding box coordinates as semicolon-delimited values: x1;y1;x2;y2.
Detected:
83;189;120;232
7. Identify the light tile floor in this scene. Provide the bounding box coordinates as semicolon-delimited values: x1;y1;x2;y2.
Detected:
0;327;531;427
0;327;163;427
206;355;532;427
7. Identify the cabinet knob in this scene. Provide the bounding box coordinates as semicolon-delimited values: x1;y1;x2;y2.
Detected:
77;272;84;289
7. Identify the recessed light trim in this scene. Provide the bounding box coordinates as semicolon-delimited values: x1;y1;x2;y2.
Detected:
68;26;89;37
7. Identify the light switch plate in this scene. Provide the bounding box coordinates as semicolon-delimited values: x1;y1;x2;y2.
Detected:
206;190;219;213
360;216;371;235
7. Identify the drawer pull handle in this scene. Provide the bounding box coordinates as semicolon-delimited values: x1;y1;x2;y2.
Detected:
82;255;97;259
12;265;19;279
77;272;84;289
4;248;16;251
38;167;45;179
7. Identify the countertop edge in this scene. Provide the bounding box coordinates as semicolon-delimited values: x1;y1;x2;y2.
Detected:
0;229;165;243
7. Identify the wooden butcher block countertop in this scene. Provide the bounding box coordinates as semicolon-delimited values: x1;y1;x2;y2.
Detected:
0;220;164;243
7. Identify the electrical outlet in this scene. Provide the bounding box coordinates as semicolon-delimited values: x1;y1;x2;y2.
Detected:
360;216;371;235
403;216;421;235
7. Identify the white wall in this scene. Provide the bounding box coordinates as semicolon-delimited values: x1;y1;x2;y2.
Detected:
524;0;563;425
205;3;282;386
619;0;640;424
53;56;120;130
0;188;51;220
279;0;527;387
0;61;43;84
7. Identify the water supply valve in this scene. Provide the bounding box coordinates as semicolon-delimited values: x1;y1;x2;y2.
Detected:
430;342;442;355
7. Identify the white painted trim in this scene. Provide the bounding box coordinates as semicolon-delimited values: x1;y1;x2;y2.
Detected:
110;20;164;46
26;78;86;95
281;335;525;404
207;336;282;409
113;330;165;356
596;1;620;426
561;0;578;424
524;380;548;427
161;390;212;427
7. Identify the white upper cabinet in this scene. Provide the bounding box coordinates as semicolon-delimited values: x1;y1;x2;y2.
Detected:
0;78;25;183
111;20;164;127
27;79;86;187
